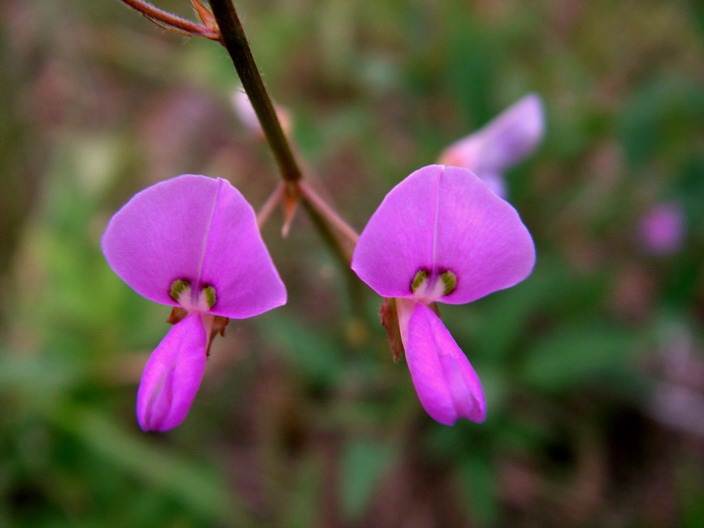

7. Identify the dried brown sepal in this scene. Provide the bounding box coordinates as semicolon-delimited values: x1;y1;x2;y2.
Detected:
191;0;218;32
429;302;440;317
281;181;301;238
166;306;188;325
206;316;230;357
380;298;404;362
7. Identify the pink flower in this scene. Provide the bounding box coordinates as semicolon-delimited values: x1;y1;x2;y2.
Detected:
232;89;292;138
352;165;535;424
638;202;685;255
102;175;286;431
438;94;544;198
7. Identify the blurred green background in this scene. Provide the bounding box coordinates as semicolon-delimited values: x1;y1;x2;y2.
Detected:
2;0;704;526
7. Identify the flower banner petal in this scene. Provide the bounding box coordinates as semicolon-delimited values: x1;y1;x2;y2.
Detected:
102;175;225;307
434;165;535;304
400;301;486;425
137;314;207;431
198;179;287;319
352;165;534;303
102;175;286;316
351;165;442;298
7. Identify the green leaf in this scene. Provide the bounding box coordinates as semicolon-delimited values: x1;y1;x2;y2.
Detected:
341;440;392;521
256;312;343;388
459;453;499;527
522;320;638;393
56;406;250;526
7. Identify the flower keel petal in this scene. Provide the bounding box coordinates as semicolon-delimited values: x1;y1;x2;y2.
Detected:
137;314;207;431
399;301;486;425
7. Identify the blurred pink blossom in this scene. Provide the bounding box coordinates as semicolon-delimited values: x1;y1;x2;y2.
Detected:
638;202;685;255
439;94;545;198
232;89;292;137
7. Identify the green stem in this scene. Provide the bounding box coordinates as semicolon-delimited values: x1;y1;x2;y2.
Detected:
208;0;302;183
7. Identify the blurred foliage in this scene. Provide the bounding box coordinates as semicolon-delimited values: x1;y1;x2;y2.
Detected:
1;0;704;526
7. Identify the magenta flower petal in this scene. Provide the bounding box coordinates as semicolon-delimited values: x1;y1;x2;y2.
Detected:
102;175;222;307
479;172;507;198
399;301;485;425
434;166;535;304
441;94;544;175
102;174;286;317
352;165;535;303
196;178;286;319
351;166;439;298
638;202;685;255
470;93;544;173
137;314;207;432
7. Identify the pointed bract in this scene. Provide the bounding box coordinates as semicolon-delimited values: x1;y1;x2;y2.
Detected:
137;314;207;432
352;165;535;304
102;175;286;317
398;301;485;425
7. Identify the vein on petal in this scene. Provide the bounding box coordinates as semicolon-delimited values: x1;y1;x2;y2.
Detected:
194;178;224;297
430;167;442;272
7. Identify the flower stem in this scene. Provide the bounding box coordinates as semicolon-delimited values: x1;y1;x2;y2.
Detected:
208;0;302;183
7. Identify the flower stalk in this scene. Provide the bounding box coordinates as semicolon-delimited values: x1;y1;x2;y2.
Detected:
208;0;303;184
208;0;364;317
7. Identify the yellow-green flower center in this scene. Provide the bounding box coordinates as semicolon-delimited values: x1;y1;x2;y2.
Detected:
410;269;457;301
169;279;217;312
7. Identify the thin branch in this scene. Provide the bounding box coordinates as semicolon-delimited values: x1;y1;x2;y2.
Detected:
299;181;359;244
119;0;220;40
